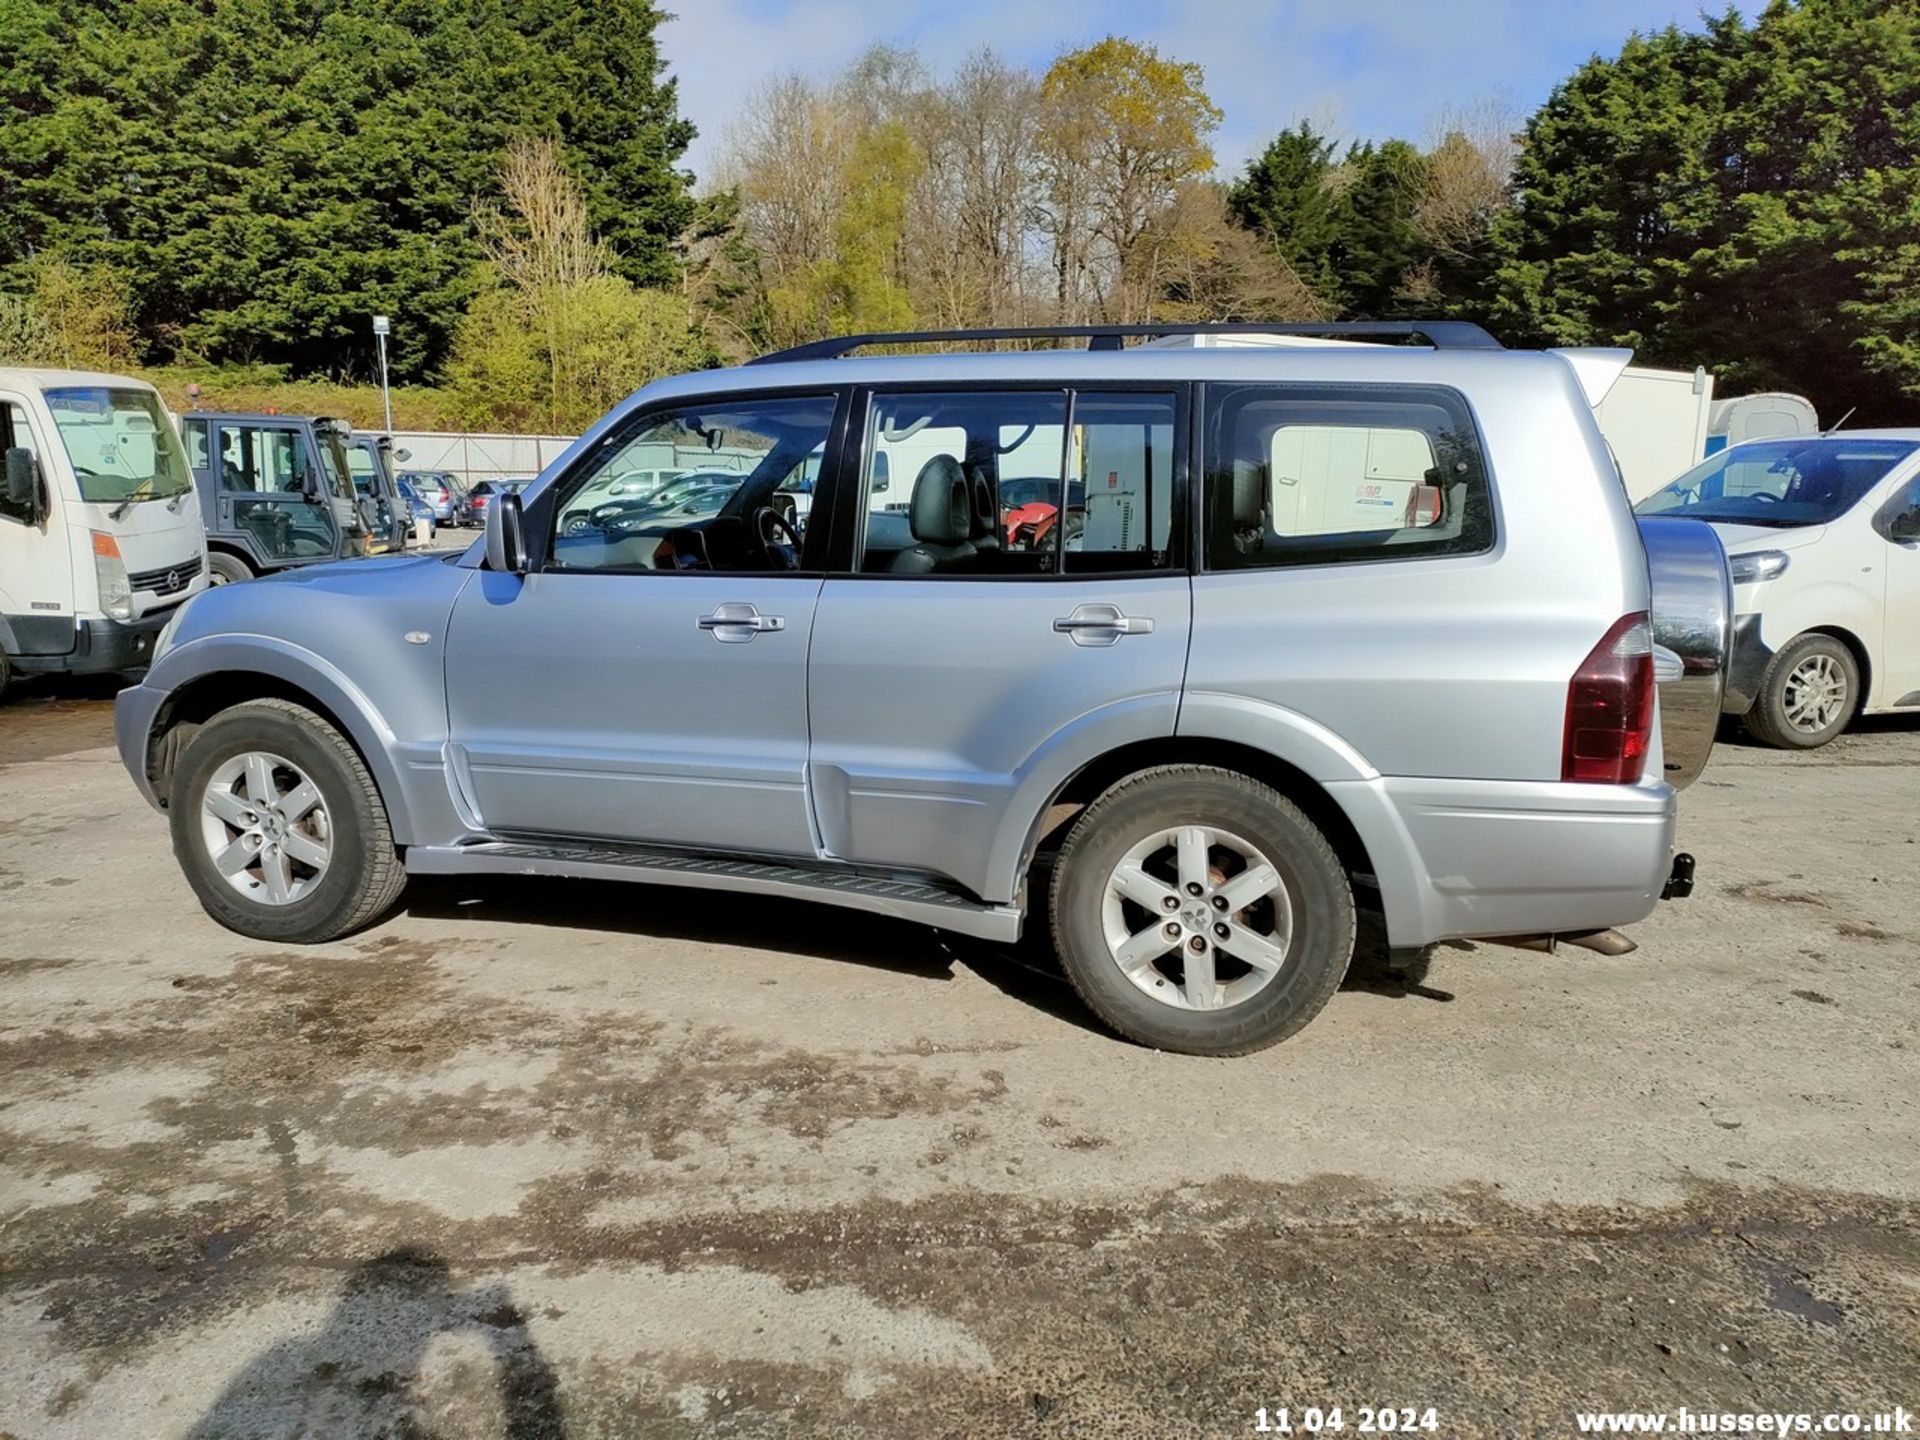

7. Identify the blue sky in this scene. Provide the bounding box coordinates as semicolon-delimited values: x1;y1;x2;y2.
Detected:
660;0;1765;184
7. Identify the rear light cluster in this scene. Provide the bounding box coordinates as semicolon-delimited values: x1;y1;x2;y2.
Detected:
1562;612;1655;784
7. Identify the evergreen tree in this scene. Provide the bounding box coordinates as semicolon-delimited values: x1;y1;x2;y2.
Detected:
1227;122;1343;306
0;0;696;380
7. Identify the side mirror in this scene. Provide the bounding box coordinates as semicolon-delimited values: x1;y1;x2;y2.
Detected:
1890;505;1920;542
485;491;527;574
4;447;41;521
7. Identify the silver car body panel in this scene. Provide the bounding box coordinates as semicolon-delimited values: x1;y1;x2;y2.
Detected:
118;342;1697;950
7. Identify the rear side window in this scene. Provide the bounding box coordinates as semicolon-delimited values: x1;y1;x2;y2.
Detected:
1204;385;1493;569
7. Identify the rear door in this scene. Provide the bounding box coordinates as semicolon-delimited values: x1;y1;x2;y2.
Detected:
805;384;1192;903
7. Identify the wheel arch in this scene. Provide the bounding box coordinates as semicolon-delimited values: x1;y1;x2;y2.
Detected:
1799;624;1873;706
141;651;416;843
1012;735;1382;905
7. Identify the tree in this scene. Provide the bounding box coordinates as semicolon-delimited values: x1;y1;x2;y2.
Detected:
1228;122;1343;304
0;255;137;369
448;139;706;433
0;0;697;380
1038;37;1223;320
1485;0;1920;421
768;120;924;338
1135;182;1330;323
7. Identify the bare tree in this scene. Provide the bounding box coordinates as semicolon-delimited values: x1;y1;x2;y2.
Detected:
1416;99;1519;261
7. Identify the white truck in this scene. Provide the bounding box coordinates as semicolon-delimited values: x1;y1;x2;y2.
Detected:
0;369;210;700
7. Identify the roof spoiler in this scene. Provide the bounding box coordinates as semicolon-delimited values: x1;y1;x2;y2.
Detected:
1550;348;1634;407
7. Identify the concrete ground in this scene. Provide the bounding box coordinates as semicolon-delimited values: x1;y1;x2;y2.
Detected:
1;681;1915;1438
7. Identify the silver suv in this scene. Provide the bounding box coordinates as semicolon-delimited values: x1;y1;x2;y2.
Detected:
115;324;1727;1054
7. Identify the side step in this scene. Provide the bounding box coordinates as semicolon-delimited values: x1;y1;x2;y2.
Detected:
404;841;1023;943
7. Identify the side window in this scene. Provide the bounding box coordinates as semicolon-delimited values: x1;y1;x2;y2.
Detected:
547;393;836;574
1204;385;1493;569
183;419;211;473
1;402;40;524
1063;391;1177;573
859;389;1069;575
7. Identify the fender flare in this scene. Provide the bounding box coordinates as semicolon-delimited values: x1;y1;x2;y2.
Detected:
144;633;420;843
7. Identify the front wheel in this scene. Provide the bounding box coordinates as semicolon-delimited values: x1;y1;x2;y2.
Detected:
1744;633;1860;749
168;699;406;942
1049;765;1355;1055
207;551;254;586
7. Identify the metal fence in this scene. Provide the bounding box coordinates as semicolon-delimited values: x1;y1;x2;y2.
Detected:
387;431;579;489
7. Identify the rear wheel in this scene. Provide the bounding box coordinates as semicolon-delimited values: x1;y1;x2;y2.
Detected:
1745;632;1859;749
168;699;406;942
0;646;12;704
1049;765;1355;1055
207;551;254;586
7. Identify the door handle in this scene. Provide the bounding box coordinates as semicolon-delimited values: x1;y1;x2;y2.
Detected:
697;602;786;643
1053;603;1155;647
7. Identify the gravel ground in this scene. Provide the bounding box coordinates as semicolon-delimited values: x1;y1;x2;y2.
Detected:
0;680;1915;1438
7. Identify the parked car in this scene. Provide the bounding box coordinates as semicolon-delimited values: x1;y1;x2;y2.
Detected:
0;369;210;700
465;478;532;527
396;478;437;539
1636;431;1920;748
399;470;460;524
178;411;372;584
115;322;1724;1055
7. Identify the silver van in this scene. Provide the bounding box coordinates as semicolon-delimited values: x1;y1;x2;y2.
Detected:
114;324;1727;1054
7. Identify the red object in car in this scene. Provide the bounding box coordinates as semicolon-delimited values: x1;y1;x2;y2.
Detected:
1005;502;1058;548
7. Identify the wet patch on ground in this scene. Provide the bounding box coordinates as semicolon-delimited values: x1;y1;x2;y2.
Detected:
3;1175;1916;1438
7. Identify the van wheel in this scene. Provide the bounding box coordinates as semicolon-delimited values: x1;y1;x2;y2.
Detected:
207;552;253;586
0;647;12;704
168;699;406;942
1049;765;1355;1055
1744;633;1859;750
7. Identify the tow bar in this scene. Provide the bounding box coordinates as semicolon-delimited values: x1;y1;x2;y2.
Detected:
1662;852;1696;901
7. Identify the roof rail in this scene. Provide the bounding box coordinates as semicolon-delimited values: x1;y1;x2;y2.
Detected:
748;320;1502;365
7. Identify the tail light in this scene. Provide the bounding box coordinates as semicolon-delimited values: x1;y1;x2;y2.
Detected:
1562;612;1655;784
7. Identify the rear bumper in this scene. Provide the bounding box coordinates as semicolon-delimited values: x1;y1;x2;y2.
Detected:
1332;774;1678;948
11;611;174;677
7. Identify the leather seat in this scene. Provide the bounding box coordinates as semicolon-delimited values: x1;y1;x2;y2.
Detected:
889;455;977;574
968;470;1002;558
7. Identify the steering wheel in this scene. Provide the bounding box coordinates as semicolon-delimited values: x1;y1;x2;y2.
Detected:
1751;491;1779;503
752;506;802;569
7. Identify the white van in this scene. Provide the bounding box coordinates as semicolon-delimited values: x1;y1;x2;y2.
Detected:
0;369;209;700
1636;430;1920;748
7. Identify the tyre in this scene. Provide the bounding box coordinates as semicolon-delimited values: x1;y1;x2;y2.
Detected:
0;646;12;704
1049;765;1356;1056
207;551;254;586
167;699;406;942
1743;632;1859;750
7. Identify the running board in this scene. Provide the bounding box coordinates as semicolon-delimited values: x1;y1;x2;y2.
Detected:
404;841;1023;943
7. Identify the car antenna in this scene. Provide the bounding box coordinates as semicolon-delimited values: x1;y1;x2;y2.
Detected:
1822;406;1856;435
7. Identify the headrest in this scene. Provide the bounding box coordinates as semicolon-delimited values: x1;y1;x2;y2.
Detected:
909;455;971;544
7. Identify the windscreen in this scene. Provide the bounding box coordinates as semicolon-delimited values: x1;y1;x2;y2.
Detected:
1637;438;1919;526
44;387;194;505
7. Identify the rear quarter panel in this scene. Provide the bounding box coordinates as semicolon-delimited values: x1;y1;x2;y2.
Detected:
1183;355;1647;783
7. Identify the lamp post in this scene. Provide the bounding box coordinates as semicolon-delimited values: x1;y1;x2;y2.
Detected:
372;314;393;437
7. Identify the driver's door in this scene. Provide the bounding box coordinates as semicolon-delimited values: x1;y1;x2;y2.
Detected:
443;389;845;856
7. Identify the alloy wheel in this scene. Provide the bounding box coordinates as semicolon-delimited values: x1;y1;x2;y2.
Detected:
1100;824;1293;1011
1784;653;1848;734
199;751;332;904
